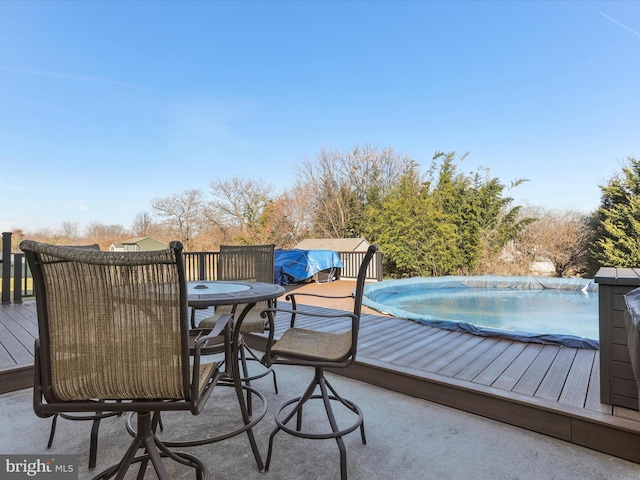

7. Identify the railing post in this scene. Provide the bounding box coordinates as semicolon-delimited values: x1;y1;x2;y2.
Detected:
2;232;11;305
198;252;206;281
375;251;384;281
13;253;23;303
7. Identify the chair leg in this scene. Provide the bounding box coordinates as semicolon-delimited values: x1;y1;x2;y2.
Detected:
238;341;279;416
318;374;348;480
92;412;209;480
265;376;317;472
265;368;330;470
239;343;253;416
324;377;367;445
190;307;198;329
89;415;101;469
272;367;279;394
47;411;109;470
46;414;58;449
265;367;365;480
151;411;164;433
241;341;279;393
230;369;265;472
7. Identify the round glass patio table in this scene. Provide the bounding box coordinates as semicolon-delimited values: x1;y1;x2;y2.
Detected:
187;280;283;309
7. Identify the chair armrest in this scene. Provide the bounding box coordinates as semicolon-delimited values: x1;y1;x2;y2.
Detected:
261;306;357;328
258;308;277;365
196;313;232;342
191;313;233;392
285;292;354;324
285;291;353;302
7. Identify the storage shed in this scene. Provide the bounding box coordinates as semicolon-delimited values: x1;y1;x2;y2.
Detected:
109;237;168;252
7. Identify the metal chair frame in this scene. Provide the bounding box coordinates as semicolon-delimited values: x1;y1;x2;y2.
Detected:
262;245;378;480
22;240;228;480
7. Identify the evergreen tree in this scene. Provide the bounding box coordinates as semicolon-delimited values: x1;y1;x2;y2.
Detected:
367;152;528;278
592;158;640;267
366;169;432;277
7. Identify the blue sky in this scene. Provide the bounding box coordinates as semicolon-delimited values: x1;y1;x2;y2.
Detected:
1;1;639;233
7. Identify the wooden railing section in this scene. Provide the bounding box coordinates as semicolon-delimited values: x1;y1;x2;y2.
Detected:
1;232;383;303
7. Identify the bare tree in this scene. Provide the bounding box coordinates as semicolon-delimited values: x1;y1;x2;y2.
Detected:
84;222;128;250
514;207;593;277
59;221;80;242
151;189;205;251
130;211;158;237
527;210;591;277
297;144;416;238
10;229;25;252
23;226;55;244
208;177;274;244
260;184;314;248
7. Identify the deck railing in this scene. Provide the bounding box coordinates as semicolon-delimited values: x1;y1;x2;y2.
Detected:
170;249;382;283
1;232;383;304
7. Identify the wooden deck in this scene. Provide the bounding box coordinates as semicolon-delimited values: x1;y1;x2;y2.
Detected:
0;301;37;393
3;281;640;464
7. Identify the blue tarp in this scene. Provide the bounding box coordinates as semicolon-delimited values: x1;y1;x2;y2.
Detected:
274;249;344;285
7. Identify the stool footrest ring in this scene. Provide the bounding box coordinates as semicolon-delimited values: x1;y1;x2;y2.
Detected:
274;394;364;440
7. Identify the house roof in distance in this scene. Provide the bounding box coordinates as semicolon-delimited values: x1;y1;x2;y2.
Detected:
120;236;151;245
110;236;168;251
294;237;370;252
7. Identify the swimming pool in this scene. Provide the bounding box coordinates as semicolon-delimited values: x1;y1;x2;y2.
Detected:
362;276;599;349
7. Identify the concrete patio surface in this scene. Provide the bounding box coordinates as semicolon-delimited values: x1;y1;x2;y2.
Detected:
2;361;640;480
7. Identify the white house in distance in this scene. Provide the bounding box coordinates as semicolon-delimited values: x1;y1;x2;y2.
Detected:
109;237;168;252
294;237;371;252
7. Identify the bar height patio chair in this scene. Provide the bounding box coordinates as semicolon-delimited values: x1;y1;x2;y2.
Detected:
263;245;378;480
194;244;279;406
21;240;230;479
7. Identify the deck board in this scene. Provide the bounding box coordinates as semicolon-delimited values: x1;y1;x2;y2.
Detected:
437;336;499;377
378;326;441;363
559;348;596;408
358;325;422;357
492;343;544;391
423;333;486;373
390;328;454;364
0;305;35;367
412;331;474;371
473;341;528;386
535;347;577;401
0;303;37;339
585;354;610;413
454;339;513;381
0;343;15;367
512;345;560;396
3;280;640;464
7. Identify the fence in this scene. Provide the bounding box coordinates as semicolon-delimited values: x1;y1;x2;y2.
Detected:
176;250;382;283
1;232;383;304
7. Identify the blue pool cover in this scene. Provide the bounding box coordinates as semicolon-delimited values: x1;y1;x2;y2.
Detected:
274;249;344;285
363;276;599;349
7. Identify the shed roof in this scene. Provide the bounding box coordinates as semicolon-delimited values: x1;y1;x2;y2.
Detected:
110;237;168;251
294;237;370;252
120;236;150;245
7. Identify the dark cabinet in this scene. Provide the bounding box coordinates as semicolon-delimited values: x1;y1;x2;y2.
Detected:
595;267;640;410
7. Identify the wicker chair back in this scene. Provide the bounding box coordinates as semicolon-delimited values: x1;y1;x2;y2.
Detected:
22;240;192;404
